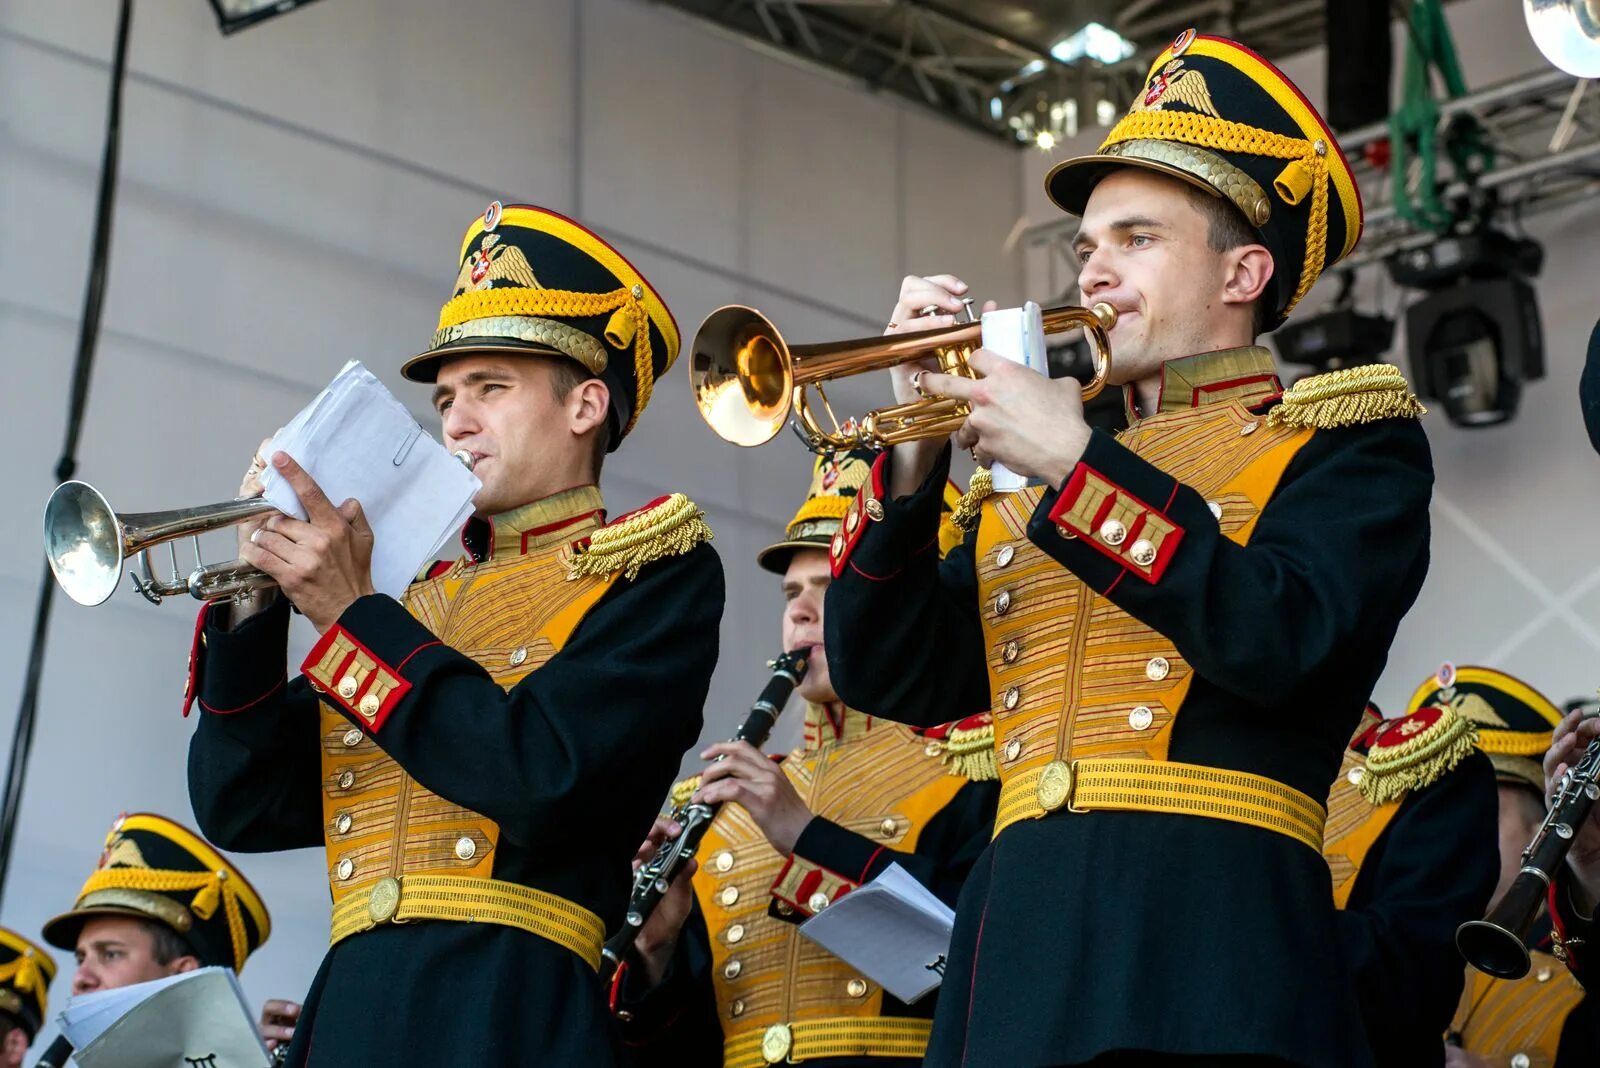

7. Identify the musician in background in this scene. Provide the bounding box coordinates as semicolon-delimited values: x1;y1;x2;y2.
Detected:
184;202;723;1067
1417;671;1599;1067
1546;704;1600;992
610;449;999;1066
1320;685;1497;1068
0;927;55;1067
825;30;1432;1067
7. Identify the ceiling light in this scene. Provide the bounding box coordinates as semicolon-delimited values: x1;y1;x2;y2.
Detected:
1051;23;1136;66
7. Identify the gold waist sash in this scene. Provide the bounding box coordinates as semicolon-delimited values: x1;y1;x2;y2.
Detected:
725;1017;934;1068
995;757;1325;852
328;873;605;971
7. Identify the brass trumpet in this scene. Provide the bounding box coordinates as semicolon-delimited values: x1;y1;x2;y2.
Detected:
690;301;1118;451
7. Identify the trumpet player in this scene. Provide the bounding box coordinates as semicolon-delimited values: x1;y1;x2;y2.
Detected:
609;448;999;1067
824;30;1433;1068
184;203;723;1067
1546;706;1600;993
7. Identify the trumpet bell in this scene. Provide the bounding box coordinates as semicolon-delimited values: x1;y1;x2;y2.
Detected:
1527;0;1600;77
690;305;795;447
44;480;126;607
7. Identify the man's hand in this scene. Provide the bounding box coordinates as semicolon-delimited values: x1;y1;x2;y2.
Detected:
694;742;813;856
222;438;282;627
1547;708;1600;914
238;453;376;633
259;998;300;1054
629;817;697;987
924;347;1093;489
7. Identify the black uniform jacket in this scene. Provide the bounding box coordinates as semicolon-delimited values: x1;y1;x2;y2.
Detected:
1554;870;1598;994
187;505;722;1068
1450;912;1600;1066
823;374;1433;1067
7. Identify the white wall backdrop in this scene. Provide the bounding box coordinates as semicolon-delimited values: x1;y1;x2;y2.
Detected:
0;0;1023;1040
1016;0;1600;722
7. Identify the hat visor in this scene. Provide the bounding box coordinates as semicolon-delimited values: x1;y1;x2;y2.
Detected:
41;903;169;953
402;338;564;384
1488;754;1547;796
756;537;832;575
1044;153;1224;217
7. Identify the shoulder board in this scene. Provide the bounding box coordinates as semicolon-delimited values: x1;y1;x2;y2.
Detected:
667;774;700;810
412;559;454;584
1360;704;1478;804
1265;363;1426;431
567;493;713;581
917;712;997;782
1346;705;1386;756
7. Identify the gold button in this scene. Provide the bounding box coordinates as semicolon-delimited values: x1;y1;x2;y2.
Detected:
808;891;831;913
995;544;1015;568
1002;640;1020;663
342;728;363;747
1240;422;1258;436
775;901;794;916
723;959;742;979
336;858;354;881
1003;737;1022;762
925;742;942;756
845;510;860;533
730;998;745;1018
995;590;1012;615
1129;706;1154;731
1251;196;1271;226
1129;539;1156;567
1511;1055;1531;1068
864;498;885;522
1098;519;1126;546
847;978;868;997
358;694;381;719
762;1023;793;1063
720;885;739;907
714;850;734;873
509;646;528;667
830;533;844;558
1003;686;1020;710
337;769;356;790
368;876;400;923
1314;138;1328;156
454;836;477;861
880;818;898;839
727;923;745;943
334;811;352;835
1146;657;1170;681
337;675;359;700
1536;967;1553;982
1347;766;1365;786
631;283;645;299
1037;759;1073;811
1207;500;1223;520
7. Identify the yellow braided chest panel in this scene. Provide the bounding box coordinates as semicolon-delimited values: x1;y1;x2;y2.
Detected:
1322;745;1402;909
1450;950;1587;1065
979;402;1313;835
320;545;617;904
695;725;966;1045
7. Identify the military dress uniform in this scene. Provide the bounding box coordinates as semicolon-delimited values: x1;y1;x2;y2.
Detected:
185;204;723;1067
42;811;271;971
612;449;999;1068
0;927;55;1051
825;32;1432;1068
1321;696;1498;1067
1405;668;1600;1068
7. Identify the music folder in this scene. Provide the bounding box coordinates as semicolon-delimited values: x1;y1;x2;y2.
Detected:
797;862;956;1004
56;966;271;1068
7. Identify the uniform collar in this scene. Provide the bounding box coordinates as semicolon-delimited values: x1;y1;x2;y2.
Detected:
462;484;607;563
1122;346;1282;423
800;702;878;751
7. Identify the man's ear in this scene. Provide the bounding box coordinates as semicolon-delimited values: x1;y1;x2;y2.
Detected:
169;954;201;976
568;377;610;437
1222;244;1274;308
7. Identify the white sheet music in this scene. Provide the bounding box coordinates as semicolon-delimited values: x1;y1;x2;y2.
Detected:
58;967;270;1068
798;862;956;1004
259;361;480;597
980;302;1050;493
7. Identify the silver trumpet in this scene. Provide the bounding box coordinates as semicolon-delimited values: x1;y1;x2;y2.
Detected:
43;450;476;607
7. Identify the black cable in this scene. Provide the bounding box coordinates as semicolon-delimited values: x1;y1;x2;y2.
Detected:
0;0;132;908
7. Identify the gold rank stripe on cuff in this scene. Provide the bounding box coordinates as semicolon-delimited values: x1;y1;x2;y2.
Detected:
994;758;1326;853
1048;464;1183;582
770;854;858;916
302;625;413;732
724;1017;934;1068
328;874;605;971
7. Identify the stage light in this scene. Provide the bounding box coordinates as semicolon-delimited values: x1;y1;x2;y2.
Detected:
1275;308;1395;372
208;0;324;35
1050;23;1136;66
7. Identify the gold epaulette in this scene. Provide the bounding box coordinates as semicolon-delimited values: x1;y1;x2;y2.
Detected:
1360;703;1478;804
923;714;998;782
667;774;700;810
567;493;713;581
1265;364;1426;430
949;468;993;533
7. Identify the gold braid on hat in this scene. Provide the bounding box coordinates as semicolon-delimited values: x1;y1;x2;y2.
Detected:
436;284;657;437
1102;110;1330;317
78;866;251;971
0;953;46;1000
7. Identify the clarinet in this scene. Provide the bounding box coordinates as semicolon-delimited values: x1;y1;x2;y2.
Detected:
600;649;810;978
1458;727;1600;978
36;1035;73;1068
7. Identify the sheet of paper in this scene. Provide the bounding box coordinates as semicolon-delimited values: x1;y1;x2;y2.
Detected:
980;302;1049;493
60;967;271;1068
259;361;480;597
798;862;956;1004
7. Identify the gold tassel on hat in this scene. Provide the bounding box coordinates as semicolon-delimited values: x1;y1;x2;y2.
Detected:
1267;364;1426;431
1359;703;1479;805
950;468;993;533
568;493;714;581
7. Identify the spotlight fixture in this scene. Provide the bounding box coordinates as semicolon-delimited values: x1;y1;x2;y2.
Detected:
1275;308;1395;372
1050;23;1137;66
208;0;324;35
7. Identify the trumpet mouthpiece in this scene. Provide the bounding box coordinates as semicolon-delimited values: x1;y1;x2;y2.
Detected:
453;450;477;471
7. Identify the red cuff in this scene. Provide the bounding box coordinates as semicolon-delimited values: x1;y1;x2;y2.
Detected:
182;602;211;718
1048;463;1185;583
301;624;414;732
830;452;890;578
770;854;859;917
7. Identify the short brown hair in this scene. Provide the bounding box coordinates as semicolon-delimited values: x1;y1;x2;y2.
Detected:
137;916;198;966
1183;184;1273;338
546;358;610;477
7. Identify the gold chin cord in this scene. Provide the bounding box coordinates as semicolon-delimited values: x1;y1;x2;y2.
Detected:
42;450;476;607
689;301;1117;452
